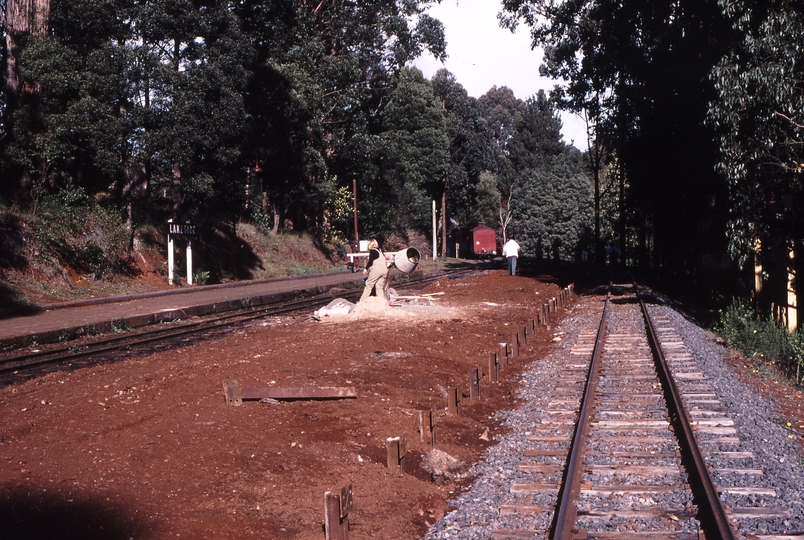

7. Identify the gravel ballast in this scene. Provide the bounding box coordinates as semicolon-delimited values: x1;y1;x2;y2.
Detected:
424;294;804;539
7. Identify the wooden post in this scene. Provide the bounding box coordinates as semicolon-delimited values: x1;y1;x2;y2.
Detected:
499;343;508;367
489;352;498;382
418;411;426;443
469;366;480;399
429;405;438;447
511;333;519;358
447;387;459;416
386;437;402;473
324;484;352;540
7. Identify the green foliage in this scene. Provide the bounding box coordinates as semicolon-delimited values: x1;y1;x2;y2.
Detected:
431;69;496;226
249;208;274;232
373;67;449;236
502;0;736;271
511;151;593;260
473;171;502;229
238;0;447;240
714;298;804;383
31;187;131;278
708;0;804;272
111;318;131;333
481;89;595;259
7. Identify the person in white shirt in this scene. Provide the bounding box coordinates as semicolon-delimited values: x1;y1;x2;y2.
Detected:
502;238;521;276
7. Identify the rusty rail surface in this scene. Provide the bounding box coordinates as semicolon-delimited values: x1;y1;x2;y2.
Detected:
519;282;738;540
638;290;736;540
551;292;610;540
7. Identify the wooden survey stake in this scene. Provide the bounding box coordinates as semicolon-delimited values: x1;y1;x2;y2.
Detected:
447;386;460;415
324;484;352;540
386;436;406;473
489;352;499;382
469;366;480;399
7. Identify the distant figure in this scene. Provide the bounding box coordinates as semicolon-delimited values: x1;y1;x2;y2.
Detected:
360;239;389;303
502;238;521;276
605;242;620;266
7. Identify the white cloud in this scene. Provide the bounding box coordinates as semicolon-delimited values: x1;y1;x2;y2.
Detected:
411;0;587;149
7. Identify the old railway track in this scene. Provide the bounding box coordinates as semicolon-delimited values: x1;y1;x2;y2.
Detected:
487;282;796;540
0;268;473;384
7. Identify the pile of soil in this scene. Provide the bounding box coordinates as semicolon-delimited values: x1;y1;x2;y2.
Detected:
0;270;567;539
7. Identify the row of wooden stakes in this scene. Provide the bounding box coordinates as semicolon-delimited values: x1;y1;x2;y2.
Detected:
418;283;575;445
324;283;575;539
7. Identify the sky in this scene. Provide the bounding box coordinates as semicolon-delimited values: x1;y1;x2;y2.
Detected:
411;0;587;149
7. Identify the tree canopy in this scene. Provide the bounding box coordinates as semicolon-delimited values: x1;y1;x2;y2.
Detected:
1;0;598;269
502;0;735;272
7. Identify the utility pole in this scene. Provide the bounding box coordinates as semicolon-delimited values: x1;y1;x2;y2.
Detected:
352;176;359;242
432;200;437;260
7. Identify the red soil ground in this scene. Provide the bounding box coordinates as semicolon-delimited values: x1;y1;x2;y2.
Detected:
1;270;801;540
0;271;565;539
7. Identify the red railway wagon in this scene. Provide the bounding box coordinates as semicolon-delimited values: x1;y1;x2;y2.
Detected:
452;222;498;258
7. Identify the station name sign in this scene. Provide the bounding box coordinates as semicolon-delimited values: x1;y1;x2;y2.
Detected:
168;222;196;236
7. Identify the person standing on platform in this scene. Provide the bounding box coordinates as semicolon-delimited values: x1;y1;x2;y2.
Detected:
360;239;389;302
502;238;521;276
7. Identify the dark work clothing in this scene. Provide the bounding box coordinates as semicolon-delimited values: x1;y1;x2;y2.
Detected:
366;248;381;269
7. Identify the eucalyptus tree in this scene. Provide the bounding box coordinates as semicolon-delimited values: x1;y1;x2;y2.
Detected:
430;68;495;251
478;85;524;178
508;91;593;260
477;85;526;237
709;0;804;317
473;170;501;229
375;66;449;238
131;0;251;222
1;0;52;201
507;91;564;173
0;0;143;224
501;0;736;272
511;148;592;262
236;0;446;238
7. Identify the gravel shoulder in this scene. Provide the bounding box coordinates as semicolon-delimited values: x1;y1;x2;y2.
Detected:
424;295;804;539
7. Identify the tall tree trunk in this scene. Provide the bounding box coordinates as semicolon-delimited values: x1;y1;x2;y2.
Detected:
4;0;50;107
618;164;626;263
3;0;51;201
172;159;182;218
271;201;280;236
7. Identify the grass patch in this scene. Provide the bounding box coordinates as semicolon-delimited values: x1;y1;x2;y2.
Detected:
714;298;804;386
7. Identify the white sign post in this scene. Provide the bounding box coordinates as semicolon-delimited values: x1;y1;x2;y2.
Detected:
167;220;197;286
186;237;193;285
167;226;175;285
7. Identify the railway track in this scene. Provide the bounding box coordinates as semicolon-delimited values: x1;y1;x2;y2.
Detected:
428;282;801;540
0;268;473;384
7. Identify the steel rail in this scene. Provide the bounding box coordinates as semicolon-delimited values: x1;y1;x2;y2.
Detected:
1;268;473;378
551;291;611;540
638;292;736;540
0;295;339;375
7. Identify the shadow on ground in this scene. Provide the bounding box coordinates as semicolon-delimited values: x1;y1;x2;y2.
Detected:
0;284;40;318
0;484;145;540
